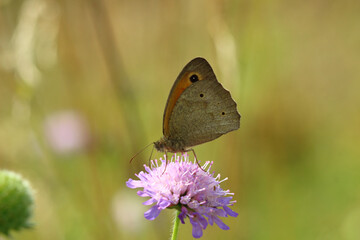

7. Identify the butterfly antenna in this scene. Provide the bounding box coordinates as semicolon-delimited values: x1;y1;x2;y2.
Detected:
130;142;154;163
148;144;155;166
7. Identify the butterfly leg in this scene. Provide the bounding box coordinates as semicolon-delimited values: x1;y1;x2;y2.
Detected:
189;149;206;172
161;151;169;175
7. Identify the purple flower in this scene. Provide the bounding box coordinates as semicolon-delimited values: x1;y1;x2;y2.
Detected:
126;153;238;238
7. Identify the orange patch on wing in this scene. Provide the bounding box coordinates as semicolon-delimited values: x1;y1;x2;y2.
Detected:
163;72;203;136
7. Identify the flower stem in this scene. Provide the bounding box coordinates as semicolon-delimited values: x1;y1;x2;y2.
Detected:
171;210;180;240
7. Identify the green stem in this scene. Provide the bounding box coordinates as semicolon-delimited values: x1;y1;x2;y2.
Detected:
171;209;180;240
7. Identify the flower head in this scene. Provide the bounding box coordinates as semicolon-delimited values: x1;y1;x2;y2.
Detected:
126;154;238;238
0;170;35;236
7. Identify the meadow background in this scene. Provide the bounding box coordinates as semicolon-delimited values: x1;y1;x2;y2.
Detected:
1;0;360;239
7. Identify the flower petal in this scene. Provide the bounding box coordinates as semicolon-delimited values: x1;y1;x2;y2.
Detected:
158;198;171;209
217;197;232;205
126;179;142;188
214;208;227;217
188;200;200;209
180;195;191;205
223;206;238;217
178;213;186;224
198;214;208;229
206;215;214;226
144;165;152;173
144;205;162;220
190;221;203;238
190;212;208;230
178;206;188;224
137;191;150;197
214;217;230;230
143;198;156;205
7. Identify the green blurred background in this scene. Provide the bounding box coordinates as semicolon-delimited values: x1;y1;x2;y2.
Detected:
1;0;360;239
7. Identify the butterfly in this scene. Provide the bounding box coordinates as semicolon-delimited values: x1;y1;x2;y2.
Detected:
154;57;240;157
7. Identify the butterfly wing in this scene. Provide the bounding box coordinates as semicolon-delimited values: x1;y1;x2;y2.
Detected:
163;58;211;136
164;58;240;148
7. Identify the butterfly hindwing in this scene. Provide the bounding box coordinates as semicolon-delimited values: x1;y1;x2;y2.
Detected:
166;60;240;148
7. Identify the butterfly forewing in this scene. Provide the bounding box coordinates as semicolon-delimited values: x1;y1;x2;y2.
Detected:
167;66;240;148
162;58;216;136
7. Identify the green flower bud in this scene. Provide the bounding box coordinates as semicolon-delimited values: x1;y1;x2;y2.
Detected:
0;170;35;236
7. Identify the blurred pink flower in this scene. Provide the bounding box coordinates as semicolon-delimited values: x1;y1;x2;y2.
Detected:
44;111;89;154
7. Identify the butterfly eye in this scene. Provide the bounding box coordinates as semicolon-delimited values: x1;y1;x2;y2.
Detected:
189;74;199;83
200;93;204;98
222;112;225;115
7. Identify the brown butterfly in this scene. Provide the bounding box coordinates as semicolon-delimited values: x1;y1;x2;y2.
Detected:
154;57;240;157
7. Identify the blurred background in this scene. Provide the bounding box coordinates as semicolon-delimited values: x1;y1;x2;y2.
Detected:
1;0;360;239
